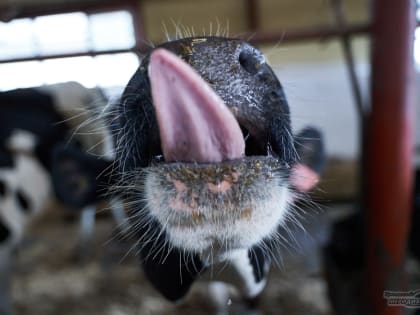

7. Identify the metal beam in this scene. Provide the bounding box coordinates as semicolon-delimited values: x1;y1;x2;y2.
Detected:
246;23;370;45
366;0;416;314
0;48;147;64
330;0;365;119
0;0;137;20
0;23;371;64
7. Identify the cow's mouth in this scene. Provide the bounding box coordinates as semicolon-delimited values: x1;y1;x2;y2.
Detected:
144;48;290;253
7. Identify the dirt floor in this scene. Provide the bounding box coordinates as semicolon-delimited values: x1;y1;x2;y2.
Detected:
8;200;420;315
9;202;335;315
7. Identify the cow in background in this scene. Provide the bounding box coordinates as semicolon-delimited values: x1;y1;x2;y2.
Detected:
0;82;125;314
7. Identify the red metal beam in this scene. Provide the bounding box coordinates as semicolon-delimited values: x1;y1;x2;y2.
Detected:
366;1;416;315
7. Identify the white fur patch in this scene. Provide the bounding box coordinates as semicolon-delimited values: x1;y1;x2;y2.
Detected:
145;171;289;255
6;130;38;153
0;154;50;246
201;249;267;298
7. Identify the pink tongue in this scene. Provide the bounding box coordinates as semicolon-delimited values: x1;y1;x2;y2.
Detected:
148;48;245;163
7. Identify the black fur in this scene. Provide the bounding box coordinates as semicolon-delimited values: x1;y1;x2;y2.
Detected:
137;219;205;301
409;170;420;260
0;88;69;170
248;245;269;283
15;190;31;213
52;145;115;208
0;180;5;198
0;220;11;243
294;127;326;174
117;68;161;171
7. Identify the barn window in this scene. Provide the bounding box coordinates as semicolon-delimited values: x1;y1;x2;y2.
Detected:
415;1;420;67
415;28;420;67
0;10;140;92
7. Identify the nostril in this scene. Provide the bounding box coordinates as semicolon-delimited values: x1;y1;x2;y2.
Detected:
263;89;286;105
269;90;283;101
239;47;264;75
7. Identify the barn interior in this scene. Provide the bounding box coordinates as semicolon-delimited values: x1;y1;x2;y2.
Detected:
0;0;419;315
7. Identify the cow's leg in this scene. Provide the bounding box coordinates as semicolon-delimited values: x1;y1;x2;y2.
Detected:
0;247;12;315
76;205;96;261
109;198;129;235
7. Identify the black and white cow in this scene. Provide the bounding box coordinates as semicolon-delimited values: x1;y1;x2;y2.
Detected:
79;36;326;307
0;82;113;236
0;82;123;314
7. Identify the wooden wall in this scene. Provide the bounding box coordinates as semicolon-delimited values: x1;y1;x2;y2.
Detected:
140;0;368;43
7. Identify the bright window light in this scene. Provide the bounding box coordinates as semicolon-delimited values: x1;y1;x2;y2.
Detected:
414;28;420;67
417;0;420;21
34;13;89;54
0;19;36;59
90;11;136;50
42;56;96;86
0;10;136;61
93;53;139;87
0;53;140;91
415;3;420;66
0;61;43;90
0;10;139;92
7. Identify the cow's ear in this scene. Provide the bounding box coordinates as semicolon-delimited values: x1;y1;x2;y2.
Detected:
291;127;326;193
51;145;115;208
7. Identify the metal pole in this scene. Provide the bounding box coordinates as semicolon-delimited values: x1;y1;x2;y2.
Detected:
366;0;416;314
330;0;365;118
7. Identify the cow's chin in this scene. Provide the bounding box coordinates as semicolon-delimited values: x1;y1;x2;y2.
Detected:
143;156;291;256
